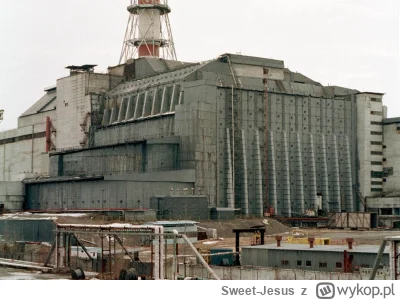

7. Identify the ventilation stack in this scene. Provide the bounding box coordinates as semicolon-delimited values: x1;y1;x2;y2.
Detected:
119;0;177;63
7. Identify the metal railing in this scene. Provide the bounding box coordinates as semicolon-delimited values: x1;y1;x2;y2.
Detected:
130;0;168;6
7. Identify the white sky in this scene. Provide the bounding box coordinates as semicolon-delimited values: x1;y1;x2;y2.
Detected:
0;0;399;130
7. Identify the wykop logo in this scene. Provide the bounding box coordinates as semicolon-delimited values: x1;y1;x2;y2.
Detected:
316;283;336;299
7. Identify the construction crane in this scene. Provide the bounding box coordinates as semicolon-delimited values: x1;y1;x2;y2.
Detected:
0;109;4;123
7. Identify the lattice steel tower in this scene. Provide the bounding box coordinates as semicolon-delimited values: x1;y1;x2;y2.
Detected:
119;0;177;64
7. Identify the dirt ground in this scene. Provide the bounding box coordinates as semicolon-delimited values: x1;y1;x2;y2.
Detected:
6;212;400;250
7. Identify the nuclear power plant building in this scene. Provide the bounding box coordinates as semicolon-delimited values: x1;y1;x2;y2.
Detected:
1;0;399;223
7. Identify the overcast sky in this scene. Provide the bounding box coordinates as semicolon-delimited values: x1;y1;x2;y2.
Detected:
0;0;399;130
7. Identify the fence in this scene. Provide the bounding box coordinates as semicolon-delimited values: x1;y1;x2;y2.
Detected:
165;264;391;280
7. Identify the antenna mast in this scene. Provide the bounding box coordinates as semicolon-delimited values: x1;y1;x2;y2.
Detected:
119;0;177;64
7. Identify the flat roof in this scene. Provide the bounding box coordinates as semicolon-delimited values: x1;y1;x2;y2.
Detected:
66;64;97;71
145;221;198;227
242;243;390;254
384;236;400;241
383;117;400;125
358;92;385;96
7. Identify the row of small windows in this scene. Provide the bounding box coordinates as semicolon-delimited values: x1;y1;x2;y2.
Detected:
371;169;393;179
371;131;383;136
371;181;382;186
371;121;382;126
282;260;344;269
370;98;382;102
371;188;383;192
0;132;46;146
371;161;383;166
371;111;383;116
371;141;382;145
371;151;383;156
371;171;383;178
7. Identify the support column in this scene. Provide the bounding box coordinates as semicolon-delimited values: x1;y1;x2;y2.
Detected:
178;91;183;105
268;131;278;215
331;135;341;212
133;94;141;120
169;85;177;112
309;134;318;211
109;107;119;124
55;232;59;269
254;130;264;217
160;86;167;113
151;89;158;115
296;133;305;215
344;136;355;212
282;132;291;216
102;109;111;126
118;98;128;122
141;91;149;117
321;135;330;211
226;129;234;209
125;96;135;120
241;130;249;216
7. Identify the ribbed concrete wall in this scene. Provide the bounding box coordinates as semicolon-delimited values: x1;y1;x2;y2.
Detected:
268;93;357;215
95;115;175;146
55;73;122;150
356;93;384;201
383;122;400;193
0;182;24;211
12;55;385;217
84;68;361;216
26;172;195;211
50;142;179;177
0;124;49;181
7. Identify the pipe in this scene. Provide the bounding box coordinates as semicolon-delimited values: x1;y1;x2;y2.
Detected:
276;235;282;247
226;129;234;209
308;237;315;249
70;233;94;262
332;135;341;212
296;133;305;214
169;230;220;280
309;134;318;211
231;86;235;210
282;132;291;216
346;238;354;250
172;231;177;280
369;240;387;280
31;125;34;172
345;137;355;212
43;241;56;267
55;232;59;268
241;130;249;215
254;130;264;216
321;135;330;211
45;117;51;153
268;131;278;215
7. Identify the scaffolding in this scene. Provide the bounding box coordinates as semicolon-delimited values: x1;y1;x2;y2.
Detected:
43;223;220;280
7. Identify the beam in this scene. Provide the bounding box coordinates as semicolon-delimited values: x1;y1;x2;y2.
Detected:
179;233;221;280
43;241;56;267
71;233;94;261
370;240;387;280
113;234;135;262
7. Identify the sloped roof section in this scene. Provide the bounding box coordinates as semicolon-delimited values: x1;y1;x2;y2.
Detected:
20;89;57;117
108;62;204;97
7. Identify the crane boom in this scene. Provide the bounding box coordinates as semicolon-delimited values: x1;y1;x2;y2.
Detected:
0;109;4;122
